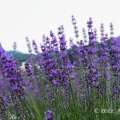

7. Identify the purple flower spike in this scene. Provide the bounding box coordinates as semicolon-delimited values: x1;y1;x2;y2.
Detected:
50;31;54;37
45;110;53;120
87;18;93;24
61;51;67;58
52;80;57;85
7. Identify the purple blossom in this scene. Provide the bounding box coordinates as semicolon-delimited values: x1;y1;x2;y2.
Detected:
45;110;53;120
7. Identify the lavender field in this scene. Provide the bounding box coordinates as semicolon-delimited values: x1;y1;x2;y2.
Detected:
0;16;120;120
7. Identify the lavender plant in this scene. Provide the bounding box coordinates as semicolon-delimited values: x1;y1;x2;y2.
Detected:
1;16;120;120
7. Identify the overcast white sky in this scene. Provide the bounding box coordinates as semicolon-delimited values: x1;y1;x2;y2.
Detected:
0;0;120;53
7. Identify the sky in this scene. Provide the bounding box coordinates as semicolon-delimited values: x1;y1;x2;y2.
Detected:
0;0;120;53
